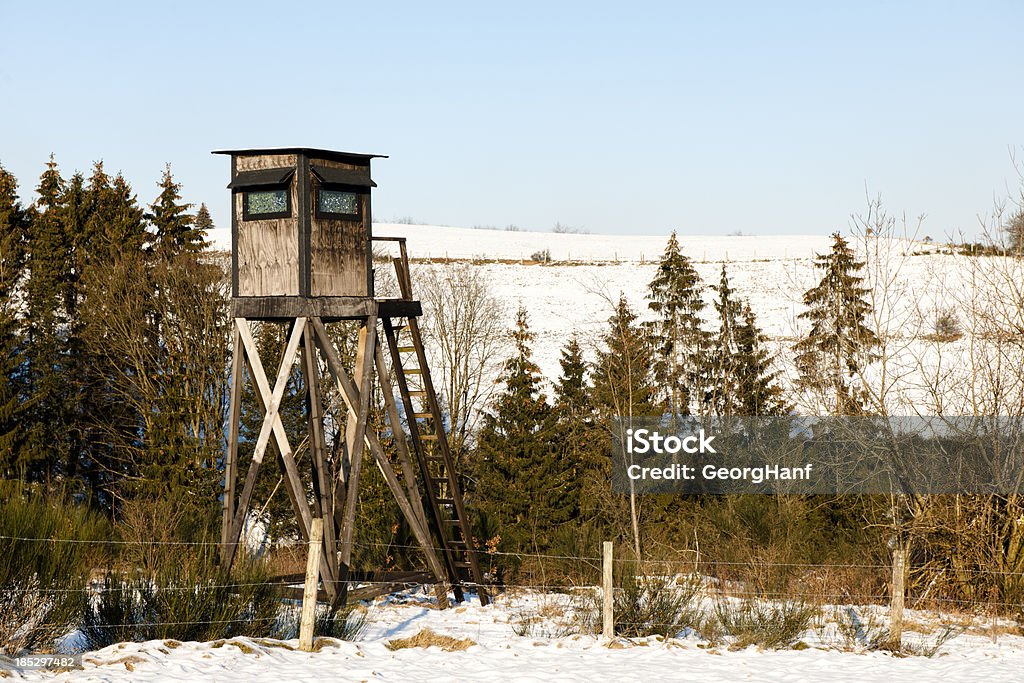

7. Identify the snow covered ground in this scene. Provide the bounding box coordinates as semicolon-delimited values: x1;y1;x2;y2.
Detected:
18;590;1024;682
356;224;982;414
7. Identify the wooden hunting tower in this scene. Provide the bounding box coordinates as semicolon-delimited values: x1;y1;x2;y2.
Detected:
214;147;487;607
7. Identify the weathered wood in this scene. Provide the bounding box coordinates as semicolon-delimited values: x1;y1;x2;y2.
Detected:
310;214;369;297
234;153;299;172
310;317;451;607
224;321;327;588
337;320;377;578
235;184;300;297
231;296;420;321
374;342;428;530
223;319;306;568
603;542;614;640
300;518;324;652
221;323;244;556
381;318;457;586
302;320;339;589
366;426;451;609
890;544;907;648
401;310;488;605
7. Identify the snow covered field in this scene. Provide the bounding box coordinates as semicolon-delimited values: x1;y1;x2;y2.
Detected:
358;224;980;414
20;590;1024;683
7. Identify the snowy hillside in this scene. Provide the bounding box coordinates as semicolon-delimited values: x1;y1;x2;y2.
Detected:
374;223;837;264
29;590;1024;682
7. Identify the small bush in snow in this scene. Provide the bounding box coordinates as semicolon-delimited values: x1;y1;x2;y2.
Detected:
612;572;704;639
0;490;109;656
715;597;818;649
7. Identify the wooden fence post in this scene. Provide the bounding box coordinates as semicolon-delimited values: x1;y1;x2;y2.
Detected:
603;541;614;640
889;544;906;649
300;518;324;652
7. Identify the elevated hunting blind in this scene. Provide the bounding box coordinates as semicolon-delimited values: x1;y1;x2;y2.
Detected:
214;147;488;608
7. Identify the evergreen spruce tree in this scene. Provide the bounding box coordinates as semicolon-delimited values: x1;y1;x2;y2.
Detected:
592;295;658;558
794;232;878;415
553;335;591;422
193;203;214;245
146;165;205;258
76;165;149;505
646;231;710;416
474;307;565;552
550;335;599;524
0;165;28;475
707;265;744;417
734;303;789;416
22;156;73;483
593;295;658;419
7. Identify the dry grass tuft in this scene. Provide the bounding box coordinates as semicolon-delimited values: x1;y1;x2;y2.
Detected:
385;628;475;652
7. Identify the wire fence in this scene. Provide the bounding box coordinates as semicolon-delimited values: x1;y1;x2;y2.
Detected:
3;532;1023;611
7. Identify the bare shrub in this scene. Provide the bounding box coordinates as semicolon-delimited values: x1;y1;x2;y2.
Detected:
416;262;506;457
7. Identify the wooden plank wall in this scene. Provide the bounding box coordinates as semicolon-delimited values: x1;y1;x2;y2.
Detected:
309;157;371;297
235;154;299;296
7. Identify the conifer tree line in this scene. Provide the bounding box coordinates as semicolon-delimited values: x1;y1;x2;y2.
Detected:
469;230;876;562
0;157;224;521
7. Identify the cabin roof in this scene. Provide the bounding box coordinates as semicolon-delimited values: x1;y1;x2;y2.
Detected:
212;147;388;164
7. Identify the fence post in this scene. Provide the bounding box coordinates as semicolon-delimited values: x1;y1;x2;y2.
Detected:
300;518;324;652
889;543;906;649
602;541;614;640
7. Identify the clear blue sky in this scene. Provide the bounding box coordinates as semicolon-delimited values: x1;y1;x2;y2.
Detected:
1;1;1021;237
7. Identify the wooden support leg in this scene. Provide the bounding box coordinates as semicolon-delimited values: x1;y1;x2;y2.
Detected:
336;318;377;600
221;322;244;560
302;319;339;597
223;318;307;569
310;318;451;607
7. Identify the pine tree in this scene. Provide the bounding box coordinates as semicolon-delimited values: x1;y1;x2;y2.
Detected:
146;165;204;258
794;232;878;415
646;231;710;416
0;165;28;475
474;307;566;552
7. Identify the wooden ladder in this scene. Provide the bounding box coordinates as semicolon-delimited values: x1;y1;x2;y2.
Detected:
379;244;490;606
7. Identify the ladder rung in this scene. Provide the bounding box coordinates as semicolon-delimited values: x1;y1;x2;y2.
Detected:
445;518;462;524
413;412;432;419
397;346;416;352
408;390;426;396
431;477;449;484
420;434;439;441
437;498;455;505
404;369;422;375
454;561;471;569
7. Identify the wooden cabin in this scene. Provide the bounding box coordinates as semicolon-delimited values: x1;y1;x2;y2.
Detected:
213;147;387;320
